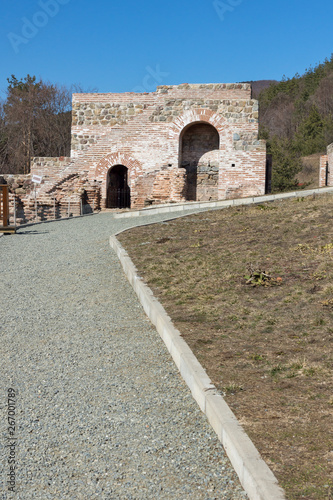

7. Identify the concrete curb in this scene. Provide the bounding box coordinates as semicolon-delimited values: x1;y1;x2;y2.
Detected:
113;186;333;219
109;234;286;500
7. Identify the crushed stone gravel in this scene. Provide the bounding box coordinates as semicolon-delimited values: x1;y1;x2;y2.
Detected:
0;211;248;499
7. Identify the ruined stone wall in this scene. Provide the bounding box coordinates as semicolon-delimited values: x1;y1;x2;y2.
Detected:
30;157;76;190
2;173;99;225
319;155;328;187
26;83;266;215
327;144;333;186
319;143;333;187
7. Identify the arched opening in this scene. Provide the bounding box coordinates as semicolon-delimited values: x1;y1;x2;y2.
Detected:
106;165;130;208
180;122;220;201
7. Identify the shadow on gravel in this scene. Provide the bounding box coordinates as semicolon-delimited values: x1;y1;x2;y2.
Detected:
15;230;49;235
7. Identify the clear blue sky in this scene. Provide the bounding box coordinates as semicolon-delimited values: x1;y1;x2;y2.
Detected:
1;0;333;99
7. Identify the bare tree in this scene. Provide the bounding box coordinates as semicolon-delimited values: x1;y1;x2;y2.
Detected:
260;92;296;140
311;73;333;117
0;75;72;174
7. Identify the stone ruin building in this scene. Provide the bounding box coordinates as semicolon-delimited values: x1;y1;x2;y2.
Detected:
3;83;270;224
319;143;333;188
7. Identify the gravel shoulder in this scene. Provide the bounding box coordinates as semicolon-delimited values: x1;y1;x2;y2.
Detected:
0;212;247;499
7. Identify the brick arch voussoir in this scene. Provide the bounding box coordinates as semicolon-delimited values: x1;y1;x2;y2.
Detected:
169;109;228;139
95;152;142;180
95;152;143;209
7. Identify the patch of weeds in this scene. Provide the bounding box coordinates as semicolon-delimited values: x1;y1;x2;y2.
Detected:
244;264;283;287
303;367;316;376
294;243;311;254
270;364;287;377
290;361;303;371
156;237;170;244
249;353;266;363
313;271;328;280
255;203;276;211
294;242;333;257
223;383;243;395
321;298;333;308
196;338;214;345
228;314;239;322
191;312;207;323
315;317;326;326
320;243;333;253
150;277;164;285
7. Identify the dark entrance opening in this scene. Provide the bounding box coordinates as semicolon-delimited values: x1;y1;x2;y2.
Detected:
106;165;130;208
180;123;220;201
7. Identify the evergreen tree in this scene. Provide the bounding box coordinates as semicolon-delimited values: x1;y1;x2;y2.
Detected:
259;55;333;191
268;137;302;192
294;106;326;155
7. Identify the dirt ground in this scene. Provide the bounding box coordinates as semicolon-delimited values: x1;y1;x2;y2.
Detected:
118;194;333;500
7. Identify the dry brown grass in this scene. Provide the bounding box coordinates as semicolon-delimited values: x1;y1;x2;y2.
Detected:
118;193;333;500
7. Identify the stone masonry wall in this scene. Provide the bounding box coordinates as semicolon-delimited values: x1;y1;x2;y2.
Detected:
17;83;266;219
2;173;99;225
319;143;333;187
319;155;328;187
327;143;333;186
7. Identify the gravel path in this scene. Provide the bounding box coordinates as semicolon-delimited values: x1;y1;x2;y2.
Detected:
0;212;248;499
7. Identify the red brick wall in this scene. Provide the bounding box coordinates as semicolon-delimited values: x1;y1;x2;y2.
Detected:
319;155;328;187
27;83;266;212
327;144;333;186
319;143;333;187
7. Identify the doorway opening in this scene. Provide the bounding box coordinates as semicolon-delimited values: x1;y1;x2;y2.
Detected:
180;123;220;201
106;165;130;208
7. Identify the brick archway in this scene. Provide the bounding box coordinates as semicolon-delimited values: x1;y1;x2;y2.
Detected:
169;109;229;139
180;121;221;202
95;152;142;208
169;109;232;166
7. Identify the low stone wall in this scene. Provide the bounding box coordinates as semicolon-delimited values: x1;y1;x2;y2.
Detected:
3;174;34;197
7;192;81;225
30;157;72;178
2;173;99;225
131;165;186;208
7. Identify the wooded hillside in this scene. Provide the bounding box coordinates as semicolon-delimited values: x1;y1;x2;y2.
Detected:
1;60;333;191
258;55;333;191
